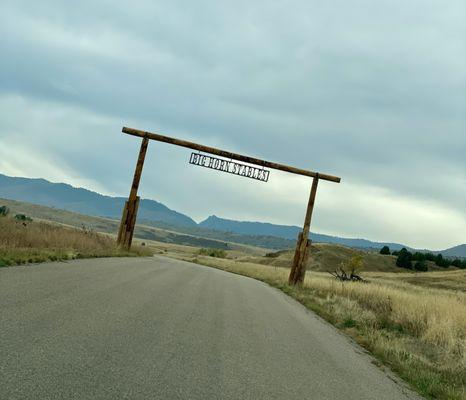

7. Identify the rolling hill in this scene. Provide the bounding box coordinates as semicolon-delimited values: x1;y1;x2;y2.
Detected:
0;198;235;251
441;244;466;258
0;173;464;256
0;198;418;272
1;197;464;273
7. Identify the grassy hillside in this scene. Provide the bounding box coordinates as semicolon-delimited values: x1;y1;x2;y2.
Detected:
1;198;456;273
140;218;295;249
2;174;464;256
237;243;448;273
242;244;399;272
0;216;152;267
0;198;269;255
0;197;291;250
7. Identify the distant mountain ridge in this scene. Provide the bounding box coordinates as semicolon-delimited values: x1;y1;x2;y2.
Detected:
441;244;466;258
0;174;196;227
199;215;410;251
0;173;464;257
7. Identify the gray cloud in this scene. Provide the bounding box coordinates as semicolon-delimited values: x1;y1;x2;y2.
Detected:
0;0;465;249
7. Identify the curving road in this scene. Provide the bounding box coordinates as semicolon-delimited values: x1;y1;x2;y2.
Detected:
0;256;421;399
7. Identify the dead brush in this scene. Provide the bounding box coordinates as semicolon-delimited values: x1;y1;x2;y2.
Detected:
329;255;366;282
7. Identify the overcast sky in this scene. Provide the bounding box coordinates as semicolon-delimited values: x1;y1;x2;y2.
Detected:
1;0;465;250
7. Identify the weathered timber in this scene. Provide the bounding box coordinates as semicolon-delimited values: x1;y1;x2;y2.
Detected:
118;126;340;269
117;200;129;244
289;177;319;285
122;127;340;183
129;137;149;203
123;196;140;249
289;232;311;284
117;137;149;249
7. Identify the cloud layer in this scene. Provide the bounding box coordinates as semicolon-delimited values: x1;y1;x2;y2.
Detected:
1;0;465;249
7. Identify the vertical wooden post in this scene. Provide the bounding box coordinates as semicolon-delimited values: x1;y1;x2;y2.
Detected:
289;175;319;285
117;137;149;250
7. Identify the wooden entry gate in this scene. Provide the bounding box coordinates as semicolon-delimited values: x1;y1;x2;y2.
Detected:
117;126;341;285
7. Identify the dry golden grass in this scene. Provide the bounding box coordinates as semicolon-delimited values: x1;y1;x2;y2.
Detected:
0;197;269;256
239;243;450;273
366;270;466;292
0;216;152;266
179;254;466;400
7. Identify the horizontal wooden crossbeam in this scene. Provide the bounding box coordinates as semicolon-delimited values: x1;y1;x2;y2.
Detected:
122;127;341;183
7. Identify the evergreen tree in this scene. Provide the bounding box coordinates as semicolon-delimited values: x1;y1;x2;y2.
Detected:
412;252;426;261
435;253;450;268
451;259;466;269
379;245;390;255
396;248;413;269
414;260;428;272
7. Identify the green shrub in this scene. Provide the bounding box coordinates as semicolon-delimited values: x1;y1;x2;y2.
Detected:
412;252;426;261
434;253;450;268
451;259;466;269
396;248;412;269
0;206;9;217
265;250;286;258
199;248;227;258
14;214;33;222
414;260;428;272
379;246;390;255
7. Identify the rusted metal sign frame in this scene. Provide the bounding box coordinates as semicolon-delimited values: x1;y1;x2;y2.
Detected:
117;126;341;286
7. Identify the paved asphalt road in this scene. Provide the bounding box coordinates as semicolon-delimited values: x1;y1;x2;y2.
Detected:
0;256;421;400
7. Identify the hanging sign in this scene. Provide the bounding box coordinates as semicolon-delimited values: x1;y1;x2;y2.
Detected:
189;152;270;182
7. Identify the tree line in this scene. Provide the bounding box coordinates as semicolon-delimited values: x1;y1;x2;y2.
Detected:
379;245;466;271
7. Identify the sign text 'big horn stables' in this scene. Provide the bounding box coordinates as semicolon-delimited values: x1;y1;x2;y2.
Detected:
189;152;270;182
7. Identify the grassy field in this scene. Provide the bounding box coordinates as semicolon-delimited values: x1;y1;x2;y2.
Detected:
149;242;465;400
365;270;466;292
0;216;152;267
0;198;268;254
